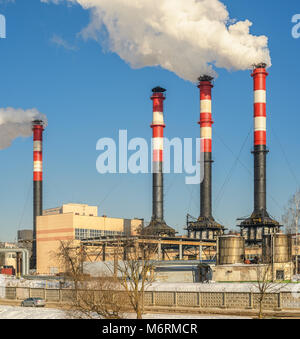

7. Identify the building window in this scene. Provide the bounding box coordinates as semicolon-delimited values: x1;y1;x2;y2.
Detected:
75;228;125;240
276;270;285;281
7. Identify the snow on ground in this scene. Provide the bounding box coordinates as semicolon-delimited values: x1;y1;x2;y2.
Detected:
146;282;300;293
0;275;68;289
0;306;247;319
2;274;300;293
0;305;67;319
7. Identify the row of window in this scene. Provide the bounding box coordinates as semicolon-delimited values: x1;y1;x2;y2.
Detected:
241;227;279;240
75;228;124;240
188;230;218;240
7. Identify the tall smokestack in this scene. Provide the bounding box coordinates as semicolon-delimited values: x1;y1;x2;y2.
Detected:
199;76;213;218
239;64;280;244
142;87;175;237
252;64;268;214
151;87;165;223
32;120;45;268
187;76;224;241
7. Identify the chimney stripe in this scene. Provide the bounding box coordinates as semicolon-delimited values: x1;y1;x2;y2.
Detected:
254;90;266;104
152;111;165;125
152;137;164;150
200;100;212;113
33;161;43;172
33;141;42;152
254;103;267;117
201;127;212;139
254;117;266;131
33;172;43;182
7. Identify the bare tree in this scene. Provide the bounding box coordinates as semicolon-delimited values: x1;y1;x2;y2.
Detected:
56;240;126;319
282;189;300;273
70;277;127;319
253;263;286;319
55;240;84;290
108;239;157;319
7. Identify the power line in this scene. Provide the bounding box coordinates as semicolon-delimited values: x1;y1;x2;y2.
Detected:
270;123;300;187
17;181;32;230
214;128;252;210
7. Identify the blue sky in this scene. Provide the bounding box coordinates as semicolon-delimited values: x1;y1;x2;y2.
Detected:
0;0;299;241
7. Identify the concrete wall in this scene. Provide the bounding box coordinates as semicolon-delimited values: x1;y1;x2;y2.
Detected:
212;263;294;282
2;287;300;311
155;266;199;283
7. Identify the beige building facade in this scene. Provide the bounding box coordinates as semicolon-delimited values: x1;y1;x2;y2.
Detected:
211;262;294;282
36;203;143;275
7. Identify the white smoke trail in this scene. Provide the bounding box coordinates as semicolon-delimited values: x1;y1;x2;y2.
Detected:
42;0;271;82
0;108;47;149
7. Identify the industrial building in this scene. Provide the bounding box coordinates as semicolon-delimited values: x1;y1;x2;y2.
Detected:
14;64;295;284
36;203;143;274
0;242;17;269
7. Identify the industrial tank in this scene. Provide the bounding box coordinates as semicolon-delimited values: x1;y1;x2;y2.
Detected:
17;230;33;242
217;235;245;265
262;234;291;263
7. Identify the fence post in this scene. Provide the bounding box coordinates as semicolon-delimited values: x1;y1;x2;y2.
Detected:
276;292;282;310
152;291;155;306
174;292;177;307
198;292;202;308
221;292;226;309
247;292;253;309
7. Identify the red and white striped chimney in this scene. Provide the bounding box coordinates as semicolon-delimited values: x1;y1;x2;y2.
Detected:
198;75;214;218
151;87;166;223
252;64;268;215
253;65;267;148
239;63;281;244
32;120;45;268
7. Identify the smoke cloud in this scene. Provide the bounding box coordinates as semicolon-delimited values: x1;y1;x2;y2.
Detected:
43;0;271;81
0;108;47;149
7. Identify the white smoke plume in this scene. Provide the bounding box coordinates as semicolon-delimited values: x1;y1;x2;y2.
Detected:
0;108;47;149
43;0;271;81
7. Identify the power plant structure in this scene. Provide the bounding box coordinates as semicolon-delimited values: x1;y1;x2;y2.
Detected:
12;65;294;278
262;234;292;264
217;235;245;265
187;75;225;241
32;120;45;269
238;64;281;245
142;87;176;237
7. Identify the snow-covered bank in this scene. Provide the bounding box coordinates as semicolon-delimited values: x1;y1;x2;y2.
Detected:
0;306;248;319
145;282;300;293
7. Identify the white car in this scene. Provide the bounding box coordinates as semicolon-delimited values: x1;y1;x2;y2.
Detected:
21;298;46;307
